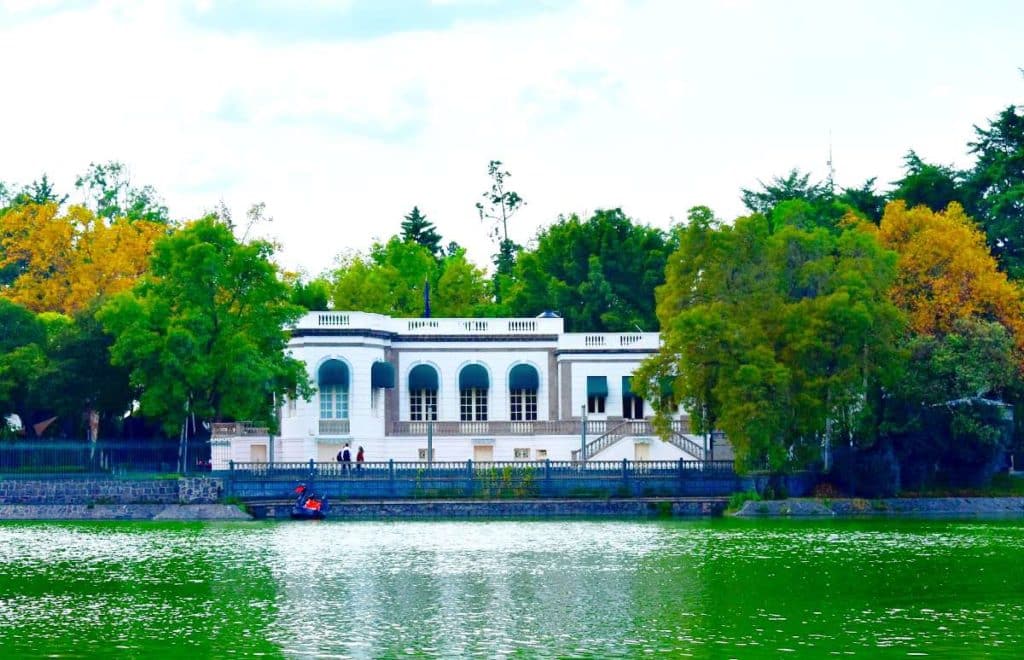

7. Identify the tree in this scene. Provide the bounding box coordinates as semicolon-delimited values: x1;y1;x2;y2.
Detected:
329;238;494;317
400;207;442;258
0;299;48;436
966;102;1024;279
506;209;670;332
741;169;830;216
10;175;67;207
869;201;1024;354
637;205;903;472
476;160;525;285
889;150;966;213
840;178;887;223
287;275;331;311
75;161;170;223
99;217;313;438
0;203;165;315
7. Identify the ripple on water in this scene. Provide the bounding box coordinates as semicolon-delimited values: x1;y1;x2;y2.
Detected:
0;519;1021;657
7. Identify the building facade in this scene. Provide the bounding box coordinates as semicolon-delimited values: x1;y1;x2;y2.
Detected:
211;312;720;468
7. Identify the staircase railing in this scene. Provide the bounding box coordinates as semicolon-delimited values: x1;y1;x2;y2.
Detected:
571;420;631;461
666;429;706;461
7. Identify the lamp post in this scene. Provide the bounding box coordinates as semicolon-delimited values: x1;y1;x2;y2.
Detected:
580;404;588;463
427;419;433;467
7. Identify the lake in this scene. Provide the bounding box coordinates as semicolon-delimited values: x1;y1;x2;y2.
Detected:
0;517;1021;658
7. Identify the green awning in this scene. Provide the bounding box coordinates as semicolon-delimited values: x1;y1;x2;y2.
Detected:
508;364;539;390
408;364;438;390
371;361;395;389
622;376;633;397
587;376;608;398
318;359;349;387
459;364;489;389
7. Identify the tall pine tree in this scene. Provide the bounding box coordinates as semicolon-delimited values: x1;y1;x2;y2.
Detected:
400;206;442;258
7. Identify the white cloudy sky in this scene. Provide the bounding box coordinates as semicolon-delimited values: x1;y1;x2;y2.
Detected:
1;0;1022;275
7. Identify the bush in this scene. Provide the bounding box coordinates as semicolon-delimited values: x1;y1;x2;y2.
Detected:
727;490;761;511
831;442;900;498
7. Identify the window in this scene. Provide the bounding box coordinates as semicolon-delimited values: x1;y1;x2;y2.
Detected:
622;376;644;419
459;365;489;421
586;376;608;415
510;389;538;421
320;385;349;419
536;449;548;459
418;448;434;461
408;364;439;421
410;389;438;421
460;388;488;421
509;364;539;421
587;395;605;414
318;360;350;420
514;448;530;459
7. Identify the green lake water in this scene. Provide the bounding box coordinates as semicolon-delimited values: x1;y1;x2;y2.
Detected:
0;518;1021;658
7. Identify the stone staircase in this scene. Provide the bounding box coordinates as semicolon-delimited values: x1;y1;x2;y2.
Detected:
571;419;709;461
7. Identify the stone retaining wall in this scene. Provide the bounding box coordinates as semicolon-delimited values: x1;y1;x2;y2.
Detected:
0;504;250;520
250;497;727;519
736;497;1024;517
0;477;223;505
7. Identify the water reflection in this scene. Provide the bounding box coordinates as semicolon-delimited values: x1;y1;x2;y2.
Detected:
0;519;1022;658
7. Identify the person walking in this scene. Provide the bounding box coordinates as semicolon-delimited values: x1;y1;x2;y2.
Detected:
356;446;365;472
341;443;352;474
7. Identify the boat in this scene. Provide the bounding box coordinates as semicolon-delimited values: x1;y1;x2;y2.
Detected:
290;483;329;520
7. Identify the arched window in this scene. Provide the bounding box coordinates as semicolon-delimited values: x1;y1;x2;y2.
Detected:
408;364;438;421
318;360;349;420
459;364;489;421
508;364;539;421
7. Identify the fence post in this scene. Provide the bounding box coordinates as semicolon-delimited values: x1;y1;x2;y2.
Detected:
545;458;551;481
389;458;395;482
227;460;235;498
308;458;315;480
622;457;629;480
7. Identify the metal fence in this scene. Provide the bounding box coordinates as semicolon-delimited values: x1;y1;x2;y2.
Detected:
223;459;741;500
0;440;212;478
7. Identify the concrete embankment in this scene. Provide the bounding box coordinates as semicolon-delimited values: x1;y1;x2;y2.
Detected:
735;497;1024;517
248;497;728;519
0;504;252;521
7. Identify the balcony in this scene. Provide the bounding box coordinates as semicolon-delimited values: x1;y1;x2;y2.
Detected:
319;419;351;436
211;422;268;438
292;312;565;336
388;419;689;437
558;333;660;351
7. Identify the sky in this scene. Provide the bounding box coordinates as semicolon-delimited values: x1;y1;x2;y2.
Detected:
1;0;1022;276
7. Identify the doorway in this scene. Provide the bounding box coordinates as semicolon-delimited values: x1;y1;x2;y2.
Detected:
473;445;494;462
250;444;268;463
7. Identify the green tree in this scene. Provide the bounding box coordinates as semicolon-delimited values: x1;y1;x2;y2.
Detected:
741;169;830;216
889;150;966;213
0;299;48;436
99;217;312;438
432;248;493;317
288;276;331;311
476;160;525;287
636;206;903;472
400;206;443;258
506;208;670;331
75;161;170;223
840;178;887;223
966;102;1024;278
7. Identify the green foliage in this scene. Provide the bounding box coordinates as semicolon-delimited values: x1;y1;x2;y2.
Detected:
727;490;761;512
639;204;904;472
74;161;170;224
400;206;443;258
330;237;493;317
966;102;1024;279
99;217;313;436
889;150;966;213
506;209;670;331
476;160;525;282
288;277;331;311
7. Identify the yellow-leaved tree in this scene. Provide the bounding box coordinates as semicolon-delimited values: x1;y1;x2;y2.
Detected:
0;202;165;315
865;201;1024;354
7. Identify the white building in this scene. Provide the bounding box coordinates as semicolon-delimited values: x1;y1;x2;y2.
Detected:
211;311;719;467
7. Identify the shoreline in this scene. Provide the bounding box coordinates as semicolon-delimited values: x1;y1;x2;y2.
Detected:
1;496;1023;520
734;496;1024;517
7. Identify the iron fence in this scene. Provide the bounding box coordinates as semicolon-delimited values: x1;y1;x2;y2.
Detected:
222;458;740;500
0;440;212;478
